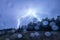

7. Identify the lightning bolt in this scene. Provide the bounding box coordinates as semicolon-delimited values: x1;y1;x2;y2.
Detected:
17;8;41;29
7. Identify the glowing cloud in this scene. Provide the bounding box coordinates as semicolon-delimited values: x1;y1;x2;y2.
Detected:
17;8;41;29
21;8;41;21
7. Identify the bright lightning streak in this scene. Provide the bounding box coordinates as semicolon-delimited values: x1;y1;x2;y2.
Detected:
21;8;41;21
17;18;20;29
17;8;41;29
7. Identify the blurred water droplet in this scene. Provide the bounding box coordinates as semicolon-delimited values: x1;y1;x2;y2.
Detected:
34;26;39;30
30;33;35;37
43;21;48;26
34;32;40;37
45;32;52;37
17;33;23;38
50;22;56;26
52;25;59;31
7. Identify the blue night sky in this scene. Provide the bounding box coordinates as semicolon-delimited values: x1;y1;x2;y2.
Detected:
0;0;60;30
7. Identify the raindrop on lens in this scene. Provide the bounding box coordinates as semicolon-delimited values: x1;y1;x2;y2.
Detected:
43;21;48;26
17;34;23;38
30;33;35;37
45;32;52;37
34;32;40;37
52;25;59;31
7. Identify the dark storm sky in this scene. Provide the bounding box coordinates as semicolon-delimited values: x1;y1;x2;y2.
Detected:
0;0;60;30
